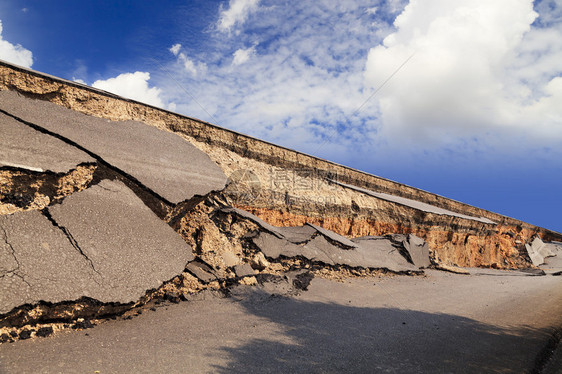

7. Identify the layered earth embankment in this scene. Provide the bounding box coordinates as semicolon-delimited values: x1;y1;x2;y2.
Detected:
1;60;561;342
2;61;560;271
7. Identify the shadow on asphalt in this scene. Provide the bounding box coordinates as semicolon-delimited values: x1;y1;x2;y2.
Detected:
212;289;548;373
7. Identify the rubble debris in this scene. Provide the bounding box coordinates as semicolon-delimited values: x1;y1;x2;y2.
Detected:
0;90;227;204
18;329;32;340
287;270;314;291
185;261;217;284
222;208;359;250
233;205;541;270
234;263;256;278
389;234;431;268
525;237;562;267
251;230;421;273
71;319;94;330
220;207;427;273
434;264;470;275
250;252;270;270
35;326;53;337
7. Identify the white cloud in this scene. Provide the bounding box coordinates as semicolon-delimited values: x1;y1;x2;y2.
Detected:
178;52;207;76
179;53;197;75
217;0;260;33
0;20;33;68
92;72;165;108
156;0;562;169
72;77;86;85
169;43;181;56
364;0;562;144
168;44;205;76
232;45;256;65
158;0;400;162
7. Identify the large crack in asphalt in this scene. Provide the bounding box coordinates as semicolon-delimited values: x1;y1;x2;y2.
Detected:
0;225;31;287
40;207;100;277
0;108;175;210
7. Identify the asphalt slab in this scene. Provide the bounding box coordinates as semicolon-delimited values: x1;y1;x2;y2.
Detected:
1;270;561;373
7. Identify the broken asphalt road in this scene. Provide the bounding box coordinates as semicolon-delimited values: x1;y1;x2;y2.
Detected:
1;270;560;373
0;90;227;203
0;112;93;173
0;180;193;313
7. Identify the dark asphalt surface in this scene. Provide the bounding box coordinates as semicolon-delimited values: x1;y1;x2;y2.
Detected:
1;270;561;373
0;112;93;173
0;180;192;313
0;90;227;203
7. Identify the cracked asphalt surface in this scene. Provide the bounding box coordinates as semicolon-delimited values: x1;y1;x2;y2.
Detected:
1;70;561;373
0;112;94;173
1;270;561;373
0;90;227;203
0;180;193;313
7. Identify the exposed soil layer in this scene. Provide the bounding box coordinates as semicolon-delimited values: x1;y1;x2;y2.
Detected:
235;205;537;268
0;165;96;215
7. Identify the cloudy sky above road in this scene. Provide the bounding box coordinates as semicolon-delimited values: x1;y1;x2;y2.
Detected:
0;0;561;231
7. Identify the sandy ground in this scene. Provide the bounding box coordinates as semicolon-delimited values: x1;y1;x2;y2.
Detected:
0;270;561;373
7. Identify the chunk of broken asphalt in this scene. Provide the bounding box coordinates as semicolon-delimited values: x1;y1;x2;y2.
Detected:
164;292;182;304
525;237;553;266
0;111;94;173
286;271;314;291
0;90;227;203
48;179;194;303
234;263;256;278
0;179;193;313
252;229;420;272
305;223;358;249
186;261;217;283
390;234;431;268
276;225;318;244
72;320;94;330
1;209;101;314
0;333;13;343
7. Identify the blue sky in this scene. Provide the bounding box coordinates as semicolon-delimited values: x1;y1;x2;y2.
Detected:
1;0;561;232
